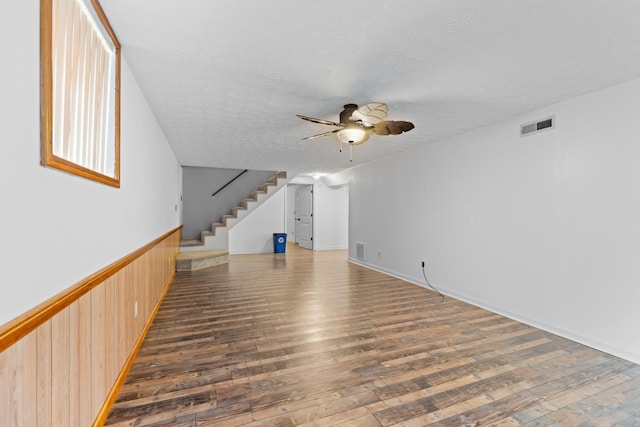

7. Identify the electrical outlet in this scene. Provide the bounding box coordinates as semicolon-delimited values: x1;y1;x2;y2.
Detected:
134;301;138;317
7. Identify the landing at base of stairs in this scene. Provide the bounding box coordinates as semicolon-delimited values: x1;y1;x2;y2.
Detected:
176;250;229;272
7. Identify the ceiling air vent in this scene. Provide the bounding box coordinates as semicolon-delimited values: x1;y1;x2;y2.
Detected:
520;116;555;137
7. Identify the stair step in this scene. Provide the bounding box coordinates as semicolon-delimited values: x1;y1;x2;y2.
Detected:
180;239;204;247
258;182;275;192
231;206;246;216
176;250;229;271
222;215;236;226
249;190;267;200
207;224;225;237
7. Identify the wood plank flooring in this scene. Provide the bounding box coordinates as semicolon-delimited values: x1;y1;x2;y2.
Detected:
105;245;640;426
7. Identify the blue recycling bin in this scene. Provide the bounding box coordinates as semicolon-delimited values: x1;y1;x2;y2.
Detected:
273;233;287;253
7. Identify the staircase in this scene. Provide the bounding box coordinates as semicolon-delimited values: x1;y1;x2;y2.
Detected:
177;171;288;270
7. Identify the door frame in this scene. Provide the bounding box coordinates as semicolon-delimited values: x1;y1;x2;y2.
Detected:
295;184;313;249
287;183;315;249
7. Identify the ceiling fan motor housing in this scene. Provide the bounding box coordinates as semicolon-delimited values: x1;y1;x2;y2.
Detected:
340;104;360;124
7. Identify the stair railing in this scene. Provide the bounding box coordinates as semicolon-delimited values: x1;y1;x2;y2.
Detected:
211;169;248;198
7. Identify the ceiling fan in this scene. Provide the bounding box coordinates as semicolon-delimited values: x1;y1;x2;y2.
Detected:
297;103;415;161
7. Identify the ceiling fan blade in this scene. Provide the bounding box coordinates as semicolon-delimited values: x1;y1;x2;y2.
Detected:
352;103;388;125
373;121;415;136
296;114;342;127
301;128;342;140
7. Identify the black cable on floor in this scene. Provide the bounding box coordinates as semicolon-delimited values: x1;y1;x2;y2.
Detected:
422;261;444;301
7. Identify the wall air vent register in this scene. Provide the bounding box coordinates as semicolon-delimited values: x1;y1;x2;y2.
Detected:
520;116;555;137
356;242;365;261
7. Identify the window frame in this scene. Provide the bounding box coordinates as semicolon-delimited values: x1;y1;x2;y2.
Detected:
40;0;121;187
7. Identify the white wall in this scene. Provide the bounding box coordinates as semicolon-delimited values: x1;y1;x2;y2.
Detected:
314;183;349;250
349;77;640;363
0;2;181;326
229;187;286;254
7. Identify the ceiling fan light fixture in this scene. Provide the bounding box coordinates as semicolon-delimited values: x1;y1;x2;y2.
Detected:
337;128;366;144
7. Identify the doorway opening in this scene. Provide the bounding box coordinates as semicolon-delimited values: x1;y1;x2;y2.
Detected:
288;184;313;249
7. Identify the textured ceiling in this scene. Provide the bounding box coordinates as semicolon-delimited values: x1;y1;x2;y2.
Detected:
100;0;640;176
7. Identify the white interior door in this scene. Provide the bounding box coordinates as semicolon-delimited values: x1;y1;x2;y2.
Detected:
295;185;313;249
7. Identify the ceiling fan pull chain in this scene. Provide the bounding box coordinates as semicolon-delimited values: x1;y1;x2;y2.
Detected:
350;144;353;162
339;140;343;153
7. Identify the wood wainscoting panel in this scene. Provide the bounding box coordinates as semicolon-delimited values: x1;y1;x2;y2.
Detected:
0;227;181;427
0;330;38;426
105;274;118;395
51;308;71;426
91;279;108;416
117;272;131;369
69;292;94;426
36;321;52;425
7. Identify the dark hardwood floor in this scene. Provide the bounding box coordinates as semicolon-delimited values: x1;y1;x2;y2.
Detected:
105;245;640;426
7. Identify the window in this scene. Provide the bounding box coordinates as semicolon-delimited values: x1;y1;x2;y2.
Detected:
41;0;121;187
